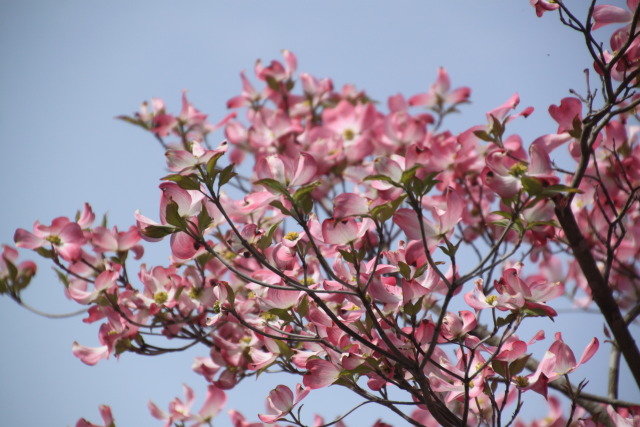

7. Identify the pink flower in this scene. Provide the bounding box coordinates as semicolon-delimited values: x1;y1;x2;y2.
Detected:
548;97;582;134
258;384;310;423
321;217;374;246
538;333;599;380
409;67;470;109
0;245;37;282
530;0;560;17
72;342;110;366
256;153;317;188
75;404;115;427
302;359;342;389
393;188;463;245
149;384;227;427
592;1;638;31
91;226;142;255
14;217;86;262
521;333;599;397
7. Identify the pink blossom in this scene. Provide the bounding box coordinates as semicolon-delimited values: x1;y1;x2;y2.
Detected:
75;405;115;427
592;3;635;31
321;217;374;246
14;217;86;262
149;384;226;427
72;342;110;366
303;359;342;389
258;384;310;423
530;0;560;17
409;67;470;109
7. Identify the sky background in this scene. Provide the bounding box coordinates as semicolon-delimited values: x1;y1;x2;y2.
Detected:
1;1;638;426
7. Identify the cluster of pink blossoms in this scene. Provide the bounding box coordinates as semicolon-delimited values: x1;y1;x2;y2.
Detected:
4;1;640;426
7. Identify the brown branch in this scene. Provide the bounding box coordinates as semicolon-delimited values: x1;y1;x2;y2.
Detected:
554;197;640;389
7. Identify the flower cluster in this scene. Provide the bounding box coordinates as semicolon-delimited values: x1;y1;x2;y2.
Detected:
7;2;640;427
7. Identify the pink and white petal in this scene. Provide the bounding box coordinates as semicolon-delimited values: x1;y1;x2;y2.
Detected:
439;188;464;234
290;153;318;187
303;359;341;389
198;385;227;420
14;228;45;249
576;337;599;367
332;193;370;219
293;383;311;404
56;243;83;262
592;5;632;30
98;405;114;426
72;342;109;366
322;218;359;245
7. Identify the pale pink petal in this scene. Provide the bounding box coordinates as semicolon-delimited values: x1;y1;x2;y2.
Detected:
592;5;632;30
303;359;341;389
72;342;109;366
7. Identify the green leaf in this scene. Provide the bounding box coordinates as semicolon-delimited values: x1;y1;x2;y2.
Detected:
296;295;309;317
370;194;407;222
53;268;70;288
268;308;293;323
265;76;280;91
5;258;18;281
222;282;235;305
526;220;559;230
338;249;355;264
492;360;507;378
568;116;583;139
256;178;290;196
521;176;544;196
163;174;201;191
206;152;224;175
509;355;530;376
300;194;314;214
490;218;524;236
218;164;237;188
490;114;505;138
269;200;292;216
418;172;441;196
403;298;422;316
539;184;582;197
197;203;212;232
257;221;282;250
496;312;517;327
141;225;176;239
116;115;149;130
491;210;514;220
413;263;429;279
400;164;422;185
363;174;401;187
165;201;185;228
293;181;321;202
35;247;54;259
397;261;411;280
522;306;554;319
274;339;294;358
473;129;494;142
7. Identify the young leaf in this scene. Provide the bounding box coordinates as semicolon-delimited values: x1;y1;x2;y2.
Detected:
163;174;201;191
218;164;237;187
141;225;176;239
165;201;185;228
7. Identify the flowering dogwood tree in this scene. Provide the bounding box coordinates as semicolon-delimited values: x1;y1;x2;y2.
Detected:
3;1;640;426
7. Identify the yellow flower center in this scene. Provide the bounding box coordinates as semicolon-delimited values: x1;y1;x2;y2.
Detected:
509;162;528;177
154;291;169;304
46;235;62;245
284;231;300;241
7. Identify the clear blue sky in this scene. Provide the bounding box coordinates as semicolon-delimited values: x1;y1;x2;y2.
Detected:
1;1;637;426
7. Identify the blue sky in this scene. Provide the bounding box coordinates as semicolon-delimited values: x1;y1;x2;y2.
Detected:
1;1;637;426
